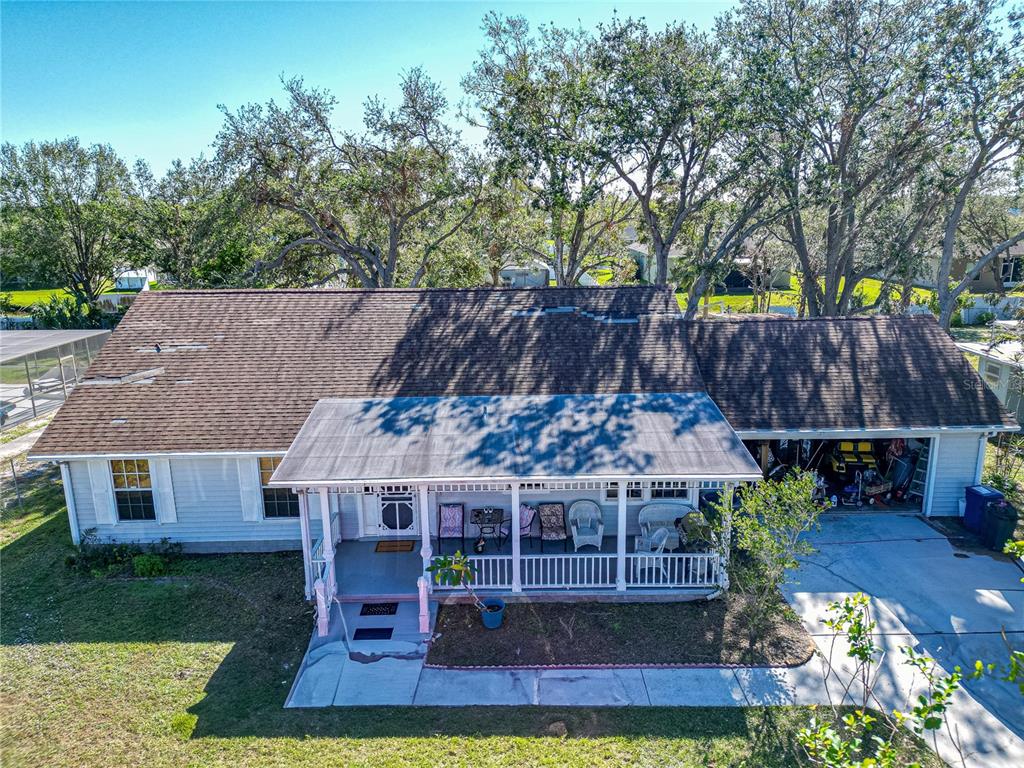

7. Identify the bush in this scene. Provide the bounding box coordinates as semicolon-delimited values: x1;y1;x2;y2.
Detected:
131;553;166;577
973;310;996;326
66;530;181;577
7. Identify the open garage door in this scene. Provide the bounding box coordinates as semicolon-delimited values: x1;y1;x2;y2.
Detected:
743;436;930;512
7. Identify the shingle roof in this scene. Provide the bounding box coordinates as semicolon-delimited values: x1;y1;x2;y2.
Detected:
31;287;696;456
689;315;1014;432
30;288;1015;459
270;393;762;485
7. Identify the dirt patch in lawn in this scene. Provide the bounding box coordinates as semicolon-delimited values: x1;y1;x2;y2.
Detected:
427;593;814;668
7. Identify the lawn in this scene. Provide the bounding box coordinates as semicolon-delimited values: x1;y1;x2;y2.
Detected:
428;596;813;668
2;287;68;311
0;467;941;768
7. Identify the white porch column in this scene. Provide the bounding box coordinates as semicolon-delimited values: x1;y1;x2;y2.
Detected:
616;481;627;591
719;483;734;591
510;482;522;592
297;490;314;600
417;483;432;591
318;487;336;598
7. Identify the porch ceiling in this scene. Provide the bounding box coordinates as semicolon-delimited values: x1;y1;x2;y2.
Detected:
269;392;762;486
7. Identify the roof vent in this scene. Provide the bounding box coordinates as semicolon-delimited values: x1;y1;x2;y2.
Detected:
110;417;128;426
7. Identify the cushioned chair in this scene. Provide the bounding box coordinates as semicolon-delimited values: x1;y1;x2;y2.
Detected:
501;503;538;550
568;500;604;551
437;503;465;554
538;502;567;552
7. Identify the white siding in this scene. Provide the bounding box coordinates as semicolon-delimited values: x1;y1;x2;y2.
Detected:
66;457;324;551
929;433;986;517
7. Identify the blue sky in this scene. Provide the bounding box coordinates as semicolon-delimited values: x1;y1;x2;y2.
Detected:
1;1;734;174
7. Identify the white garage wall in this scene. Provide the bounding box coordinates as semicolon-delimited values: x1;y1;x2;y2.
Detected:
929;433;986;517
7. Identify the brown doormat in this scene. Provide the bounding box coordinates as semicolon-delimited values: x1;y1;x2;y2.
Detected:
375;540;416;553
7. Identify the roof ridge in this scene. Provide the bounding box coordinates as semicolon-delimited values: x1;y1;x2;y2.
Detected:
143;285;673;296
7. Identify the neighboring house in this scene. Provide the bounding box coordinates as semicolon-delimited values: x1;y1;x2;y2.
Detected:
498;260;599;288
917;243;1024;293
29;287;1015;638
626;237;791;290
956;337;1024;425
113;268;155;292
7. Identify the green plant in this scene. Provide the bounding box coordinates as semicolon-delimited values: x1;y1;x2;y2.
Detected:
30;294;101;330
800;593;970;768
983;433;1024;506
711;469;823;645
65;529;181;577
131;553;166;577
426;551;492;613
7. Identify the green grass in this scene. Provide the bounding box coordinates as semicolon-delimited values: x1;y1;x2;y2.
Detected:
0;468;941;768
2;288;68;311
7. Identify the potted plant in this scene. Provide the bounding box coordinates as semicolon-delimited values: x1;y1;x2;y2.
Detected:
427;551;505;629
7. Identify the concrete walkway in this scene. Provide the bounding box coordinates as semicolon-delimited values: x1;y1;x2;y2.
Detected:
287;653;834;708
784;512;1024;768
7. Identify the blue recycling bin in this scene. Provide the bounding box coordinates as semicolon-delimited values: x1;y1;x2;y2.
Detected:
964;485;1003;533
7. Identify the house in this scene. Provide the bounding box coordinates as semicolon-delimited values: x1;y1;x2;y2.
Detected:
113;268;155;292
956;336;1024;425
29;287;1015;637
626;237;792;291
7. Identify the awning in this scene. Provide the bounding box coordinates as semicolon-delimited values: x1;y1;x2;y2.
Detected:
269;392;762;486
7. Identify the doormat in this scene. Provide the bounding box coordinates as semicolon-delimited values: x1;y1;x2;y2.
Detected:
353;627;394;641
375;540;416;553
360;602;399;616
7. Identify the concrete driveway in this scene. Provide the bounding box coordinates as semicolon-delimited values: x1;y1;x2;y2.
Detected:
784;512;1024;768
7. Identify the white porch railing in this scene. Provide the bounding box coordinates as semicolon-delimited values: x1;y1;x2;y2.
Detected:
311;535;329;580
521;553;616;589
626;552;719;588
430;552;720;591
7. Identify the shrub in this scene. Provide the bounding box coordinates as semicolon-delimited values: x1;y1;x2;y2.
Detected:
66;529;181;577
131;553;166;577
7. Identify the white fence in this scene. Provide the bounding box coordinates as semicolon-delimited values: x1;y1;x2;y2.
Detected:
431;552;720;591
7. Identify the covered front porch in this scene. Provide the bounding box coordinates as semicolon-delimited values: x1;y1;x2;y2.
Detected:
270;392;764;637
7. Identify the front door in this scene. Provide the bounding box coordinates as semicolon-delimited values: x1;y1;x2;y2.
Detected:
375;492;418;536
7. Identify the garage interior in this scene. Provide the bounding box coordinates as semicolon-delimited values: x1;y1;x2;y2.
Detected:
744;437;931;512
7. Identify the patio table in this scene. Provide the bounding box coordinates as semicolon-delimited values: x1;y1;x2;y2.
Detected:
470;507;506;550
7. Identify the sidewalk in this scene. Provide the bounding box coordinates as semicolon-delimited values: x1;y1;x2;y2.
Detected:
286;651;833;708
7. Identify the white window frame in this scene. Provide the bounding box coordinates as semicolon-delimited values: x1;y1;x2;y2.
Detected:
258;456;300;520
110;458;156;522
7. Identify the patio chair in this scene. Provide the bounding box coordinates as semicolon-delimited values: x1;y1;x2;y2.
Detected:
537;502;567;552
567;500;604;551
633;526;671;581
500;503;538;550
437;503;465;554
638;503;689;552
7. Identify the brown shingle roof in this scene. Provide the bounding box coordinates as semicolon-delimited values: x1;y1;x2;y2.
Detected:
31;288;1015;458
31;287;696;455
690;315;1014;432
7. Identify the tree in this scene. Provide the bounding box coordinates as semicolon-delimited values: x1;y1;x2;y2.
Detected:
463;14;637;287
724;0;940;317
133;157;275;288
462;174;547;286
0;138;140;305
592;18;782;300
713;469;823;646
217;69;483;288
932;0;1024;328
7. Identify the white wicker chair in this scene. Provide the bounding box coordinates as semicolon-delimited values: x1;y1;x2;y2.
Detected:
633;526;671;580
637;503;691;552
568;500;604;551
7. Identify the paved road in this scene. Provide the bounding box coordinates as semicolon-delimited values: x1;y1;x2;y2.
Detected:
784;512;1024;768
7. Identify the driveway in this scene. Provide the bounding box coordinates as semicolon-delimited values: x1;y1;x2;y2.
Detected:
784;512;1024;768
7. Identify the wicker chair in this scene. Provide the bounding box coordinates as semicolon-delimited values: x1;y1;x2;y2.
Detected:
538;502;567;552
568;500;604;551
633;526;671;580
437;503;465;554
638;503;690;552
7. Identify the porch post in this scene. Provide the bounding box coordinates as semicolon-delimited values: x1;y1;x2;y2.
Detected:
417;483;432;592
719;483;733;591
318;487;336;599
297;490;314;600
616;481;627;591
510;482;522;592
